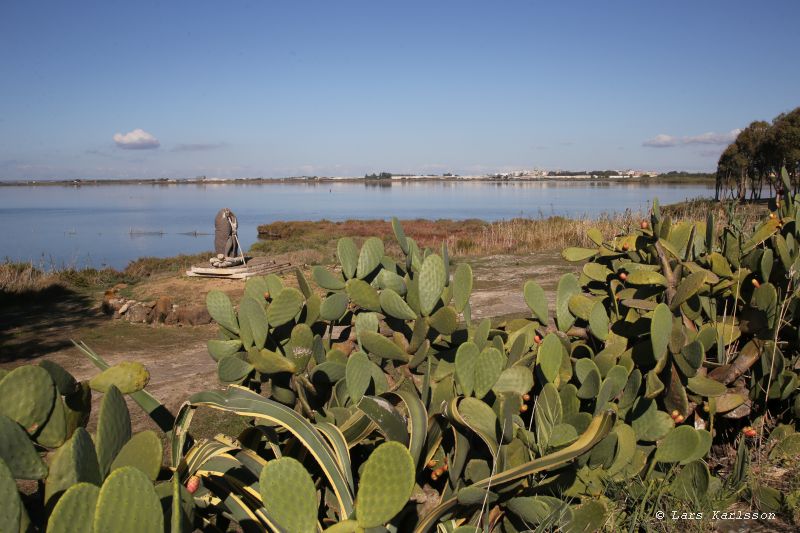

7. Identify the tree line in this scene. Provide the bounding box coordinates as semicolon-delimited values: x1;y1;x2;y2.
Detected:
716;106;800;200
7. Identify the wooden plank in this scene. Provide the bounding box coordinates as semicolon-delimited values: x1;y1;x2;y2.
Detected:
185;259;294;279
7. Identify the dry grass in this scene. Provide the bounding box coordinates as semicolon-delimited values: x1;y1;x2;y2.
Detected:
256;211;660;258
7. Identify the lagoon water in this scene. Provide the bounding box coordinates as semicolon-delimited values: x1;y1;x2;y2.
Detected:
0;180;713;270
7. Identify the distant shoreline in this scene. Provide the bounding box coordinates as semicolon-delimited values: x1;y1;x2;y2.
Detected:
0;174;715;187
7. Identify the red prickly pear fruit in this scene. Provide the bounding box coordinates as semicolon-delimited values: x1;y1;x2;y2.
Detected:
186;475;201;494
522;393;531;402
751;279;761;288
619;272;628;281
534;335;542;345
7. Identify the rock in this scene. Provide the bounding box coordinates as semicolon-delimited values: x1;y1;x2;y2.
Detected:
153;296;173;323
118;302;131;315
126;303;153;323
102;295;124;316
176;305;212;326
164;308;178;326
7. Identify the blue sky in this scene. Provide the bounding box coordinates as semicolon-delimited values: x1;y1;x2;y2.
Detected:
1;0;798;180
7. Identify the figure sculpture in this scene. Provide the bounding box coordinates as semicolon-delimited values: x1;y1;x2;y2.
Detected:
210;208;244;268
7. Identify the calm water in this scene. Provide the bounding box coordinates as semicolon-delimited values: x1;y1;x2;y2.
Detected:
0;181;713;269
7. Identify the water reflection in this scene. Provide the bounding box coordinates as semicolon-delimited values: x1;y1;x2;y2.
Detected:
0;181;713;269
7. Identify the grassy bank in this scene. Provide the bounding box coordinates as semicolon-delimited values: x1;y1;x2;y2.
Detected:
254;198;768;260
253;215;645;259
0;252;211;304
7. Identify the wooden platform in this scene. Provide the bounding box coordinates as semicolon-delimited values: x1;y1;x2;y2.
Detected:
186;256;294;279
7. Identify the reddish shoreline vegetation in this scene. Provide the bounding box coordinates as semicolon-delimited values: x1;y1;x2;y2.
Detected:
1;193;799;532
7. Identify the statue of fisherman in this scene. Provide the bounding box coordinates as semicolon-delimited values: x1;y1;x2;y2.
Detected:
210;208;245;268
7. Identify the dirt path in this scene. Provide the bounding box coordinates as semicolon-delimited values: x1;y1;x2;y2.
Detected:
468;251;575;320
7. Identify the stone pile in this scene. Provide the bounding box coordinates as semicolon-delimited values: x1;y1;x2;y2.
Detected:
101;288;212;326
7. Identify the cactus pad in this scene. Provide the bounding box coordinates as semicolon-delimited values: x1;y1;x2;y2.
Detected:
418;254;445;316
207;339;243;362
452;263;473;313
391;217;409;254
0;457;21;531
45;427;101;504
218;354;254;383
259;457;318;533
357;237;384;279
267;287;305;327
312;265;346;290
492;366;534;396
523;280;548;323
243;275;270;303
320;292;349;321
46;482;100;533
473;347;504;399
375;269;407;294
337;237;359;279
428;305;458;334
346;351;373;404
630;399;673;441
360;331;409;362
555;274;580;332
655;426;701;464
355;441;415;528
538;334;564;384
346;279;381;312
95;386;132;477
379;288;416;320
0;414;48;479
89;361;150;394
650;303;672;361
39;360;78;395
93;466;163;533
110;430;162;480
239;296;269;349
36;395;67;448
206;290;239;333
0;365;56;435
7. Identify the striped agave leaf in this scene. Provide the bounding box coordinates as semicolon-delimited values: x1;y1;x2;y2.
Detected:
414;411;615;532
337;410;378;447
203;475;273;532
187;386;355;519
179;438;237;480
385;389;428;469
316;422;355;494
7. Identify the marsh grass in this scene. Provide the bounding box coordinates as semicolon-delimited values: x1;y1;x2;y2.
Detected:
254;209;702;259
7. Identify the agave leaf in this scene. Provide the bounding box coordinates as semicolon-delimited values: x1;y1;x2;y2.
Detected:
188;386;354;517
414;411;614;532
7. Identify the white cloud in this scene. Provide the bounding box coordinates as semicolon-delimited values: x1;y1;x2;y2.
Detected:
643;129;741;148
683;130;742;145
113;128;160;150
643;134;679;147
